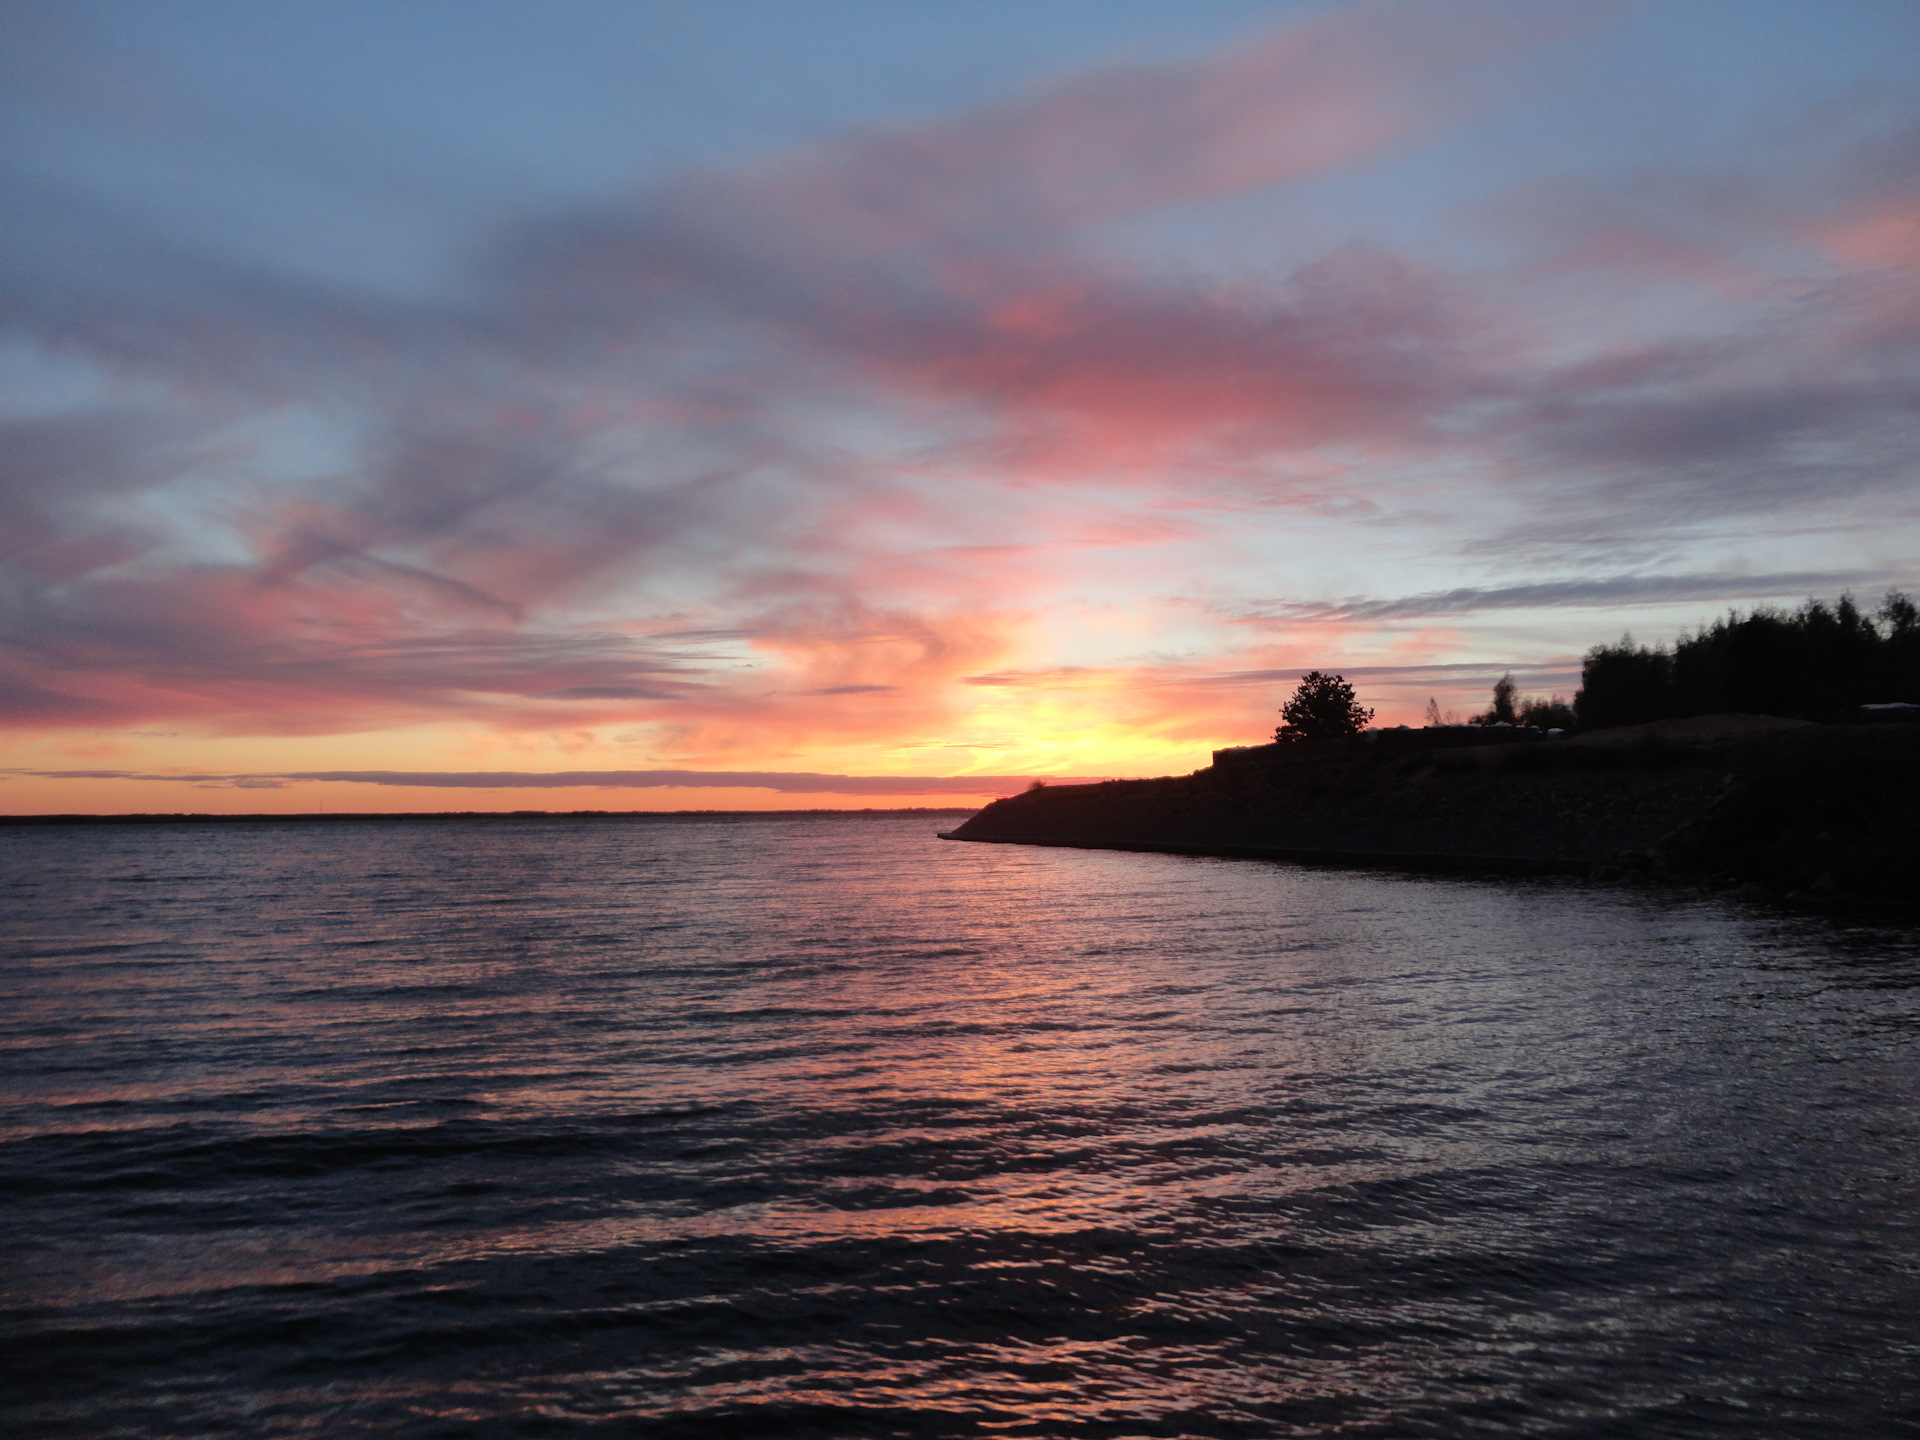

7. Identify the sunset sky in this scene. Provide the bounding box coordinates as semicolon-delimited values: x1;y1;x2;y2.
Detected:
4;0;1918;813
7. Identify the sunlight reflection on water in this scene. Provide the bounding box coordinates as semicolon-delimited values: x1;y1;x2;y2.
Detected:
3;814;1917;1437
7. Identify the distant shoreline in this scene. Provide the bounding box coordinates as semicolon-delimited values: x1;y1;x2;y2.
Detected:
0;807;980;826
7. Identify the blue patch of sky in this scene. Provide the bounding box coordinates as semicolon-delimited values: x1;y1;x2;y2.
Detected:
6;0;1323;305
1095;1;1920;283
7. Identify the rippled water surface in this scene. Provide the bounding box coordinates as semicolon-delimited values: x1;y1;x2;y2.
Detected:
3;813;1918;1438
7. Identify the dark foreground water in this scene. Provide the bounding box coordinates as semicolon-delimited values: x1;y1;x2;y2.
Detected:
2;814;1917;1439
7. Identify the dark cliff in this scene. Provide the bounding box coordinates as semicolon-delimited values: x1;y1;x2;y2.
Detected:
945;715;1920;906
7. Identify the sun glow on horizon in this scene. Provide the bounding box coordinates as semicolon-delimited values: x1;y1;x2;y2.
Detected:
4;2;1917;813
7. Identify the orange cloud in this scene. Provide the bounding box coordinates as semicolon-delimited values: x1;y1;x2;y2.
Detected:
7;0;1912;814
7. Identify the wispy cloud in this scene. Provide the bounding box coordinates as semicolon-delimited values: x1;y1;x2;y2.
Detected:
963;658;1583;694
3;1;1916;772
1251;570;1891;623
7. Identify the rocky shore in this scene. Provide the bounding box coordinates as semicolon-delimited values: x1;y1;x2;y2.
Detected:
943;715;1920;908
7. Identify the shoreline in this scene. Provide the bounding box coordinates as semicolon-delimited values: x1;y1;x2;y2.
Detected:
941;717;1920;909
938;830;1587;875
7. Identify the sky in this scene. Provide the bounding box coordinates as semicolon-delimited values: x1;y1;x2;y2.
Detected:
3;0;1918;814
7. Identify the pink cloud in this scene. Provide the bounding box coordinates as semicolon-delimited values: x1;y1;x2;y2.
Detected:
5;0;1917;773
745;0;1584;235
1816;199;1920;274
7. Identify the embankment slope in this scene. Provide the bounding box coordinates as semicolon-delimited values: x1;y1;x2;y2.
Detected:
945;717;1920;905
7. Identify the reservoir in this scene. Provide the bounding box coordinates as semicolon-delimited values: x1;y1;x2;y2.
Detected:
3;813;1916;1437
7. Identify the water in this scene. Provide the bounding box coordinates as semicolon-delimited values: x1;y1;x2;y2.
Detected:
2;813;1917;1438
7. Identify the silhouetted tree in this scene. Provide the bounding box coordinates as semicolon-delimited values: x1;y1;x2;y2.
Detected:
1468;672;1573;728
1883;590;1918;635
1473;673;1518;725
1882;590;1920;703
1575;591;1920;729
1517;695;1576;729
1277;671;1373;742
1575;635;1673;729
1671;594;1896;719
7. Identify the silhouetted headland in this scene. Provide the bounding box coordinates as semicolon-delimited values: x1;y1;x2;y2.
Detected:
943;715;1920;910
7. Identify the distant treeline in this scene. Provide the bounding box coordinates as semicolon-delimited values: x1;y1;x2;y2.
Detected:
1575;592;1920;729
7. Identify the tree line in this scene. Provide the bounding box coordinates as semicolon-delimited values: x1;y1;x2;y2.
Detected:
1574;591;1920;729
1277;590;1920;742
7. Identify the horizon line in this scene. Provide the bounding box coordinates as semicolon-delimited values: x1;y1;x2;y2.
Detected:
0;807;987;824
